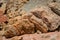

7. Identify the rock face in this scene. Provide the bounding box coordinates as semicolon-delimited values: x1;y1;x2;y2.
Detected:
3;6;60;38
30;6;60;31
4;16;35;38
48;2;60;16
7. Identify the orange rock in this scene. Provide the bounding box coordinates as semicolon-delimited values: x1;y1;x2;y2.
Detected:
0;15;7;23
0;10;3;16
0;8;7;23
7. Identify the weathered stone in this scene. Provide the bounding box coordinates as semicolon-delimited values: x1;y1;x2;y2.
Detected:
30;6;60;31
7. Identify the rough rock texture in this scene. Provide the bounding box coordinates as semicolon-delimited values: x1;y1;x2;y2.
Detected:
0;12;7;23
30;15;48;33
30;6;60;31
0;0;29;36
1;32;60;40
4;16;35;38
3;6;60;38
48;2;60;16
0;0;60;40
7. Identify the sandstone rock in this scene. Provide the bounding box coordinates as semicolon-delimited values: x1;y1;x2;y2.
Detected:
4;18;35;38
30;15;48;33
48;2;60;16
30;6;60;31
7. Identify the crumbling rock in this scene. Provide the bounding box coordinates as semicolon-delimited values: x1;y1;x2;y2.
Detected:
3;6;60;38
4;16;35;38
